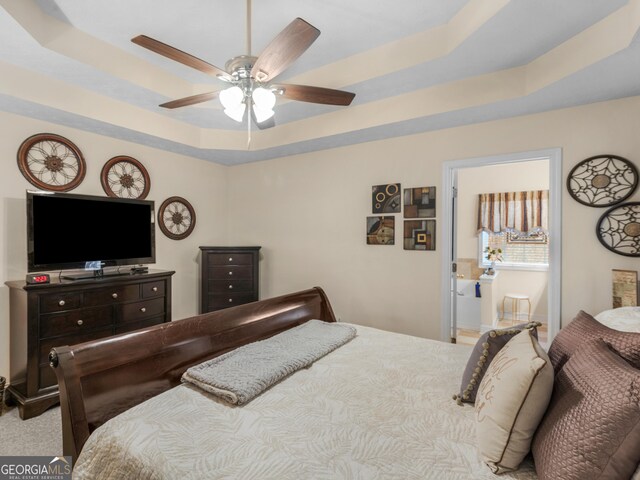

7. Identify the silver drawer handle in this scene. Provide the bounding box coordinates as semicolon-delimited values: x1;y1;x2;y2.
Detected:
228;298;233;303
229;257;233;262
152;287;158;292
228;285;233;289
228;271;233;276
77;320;83;326
140;307;146;313
58;300;65;307
112;293;118;299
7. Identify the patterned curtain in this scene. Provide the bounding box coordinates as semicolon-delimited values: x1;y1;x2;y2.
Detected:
477;190;549;234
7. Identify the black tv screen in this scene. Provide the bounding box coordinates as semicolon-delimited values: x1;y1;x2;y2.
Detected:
27;191;155;272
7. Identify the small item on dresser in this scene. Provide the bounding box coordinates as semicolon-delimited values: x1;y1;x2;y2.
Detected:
453;322;540;405
25;273;50;284
130;265;148;274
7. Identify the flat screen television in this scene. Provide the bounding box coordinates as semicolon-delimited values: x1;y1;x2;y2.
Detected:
27;191;155;278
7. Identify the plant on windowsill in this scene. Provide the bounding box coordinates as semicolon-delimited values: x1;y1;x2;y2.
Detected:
484;247;503;275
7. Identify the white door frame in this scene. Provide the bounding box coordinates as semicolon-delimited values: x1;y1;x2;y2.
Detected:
440;148;562;344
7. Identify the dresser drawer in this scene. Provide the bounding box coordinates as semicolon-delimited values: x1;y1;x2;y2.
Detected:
114;316;165;335
207;293;257;310
118;297;164;324
208;279;254;294
208;253;254;266
84;284;139;307
40;292;81;313
210;265;253;280
142;280;165;298
40;306;113;339
39;326;113;362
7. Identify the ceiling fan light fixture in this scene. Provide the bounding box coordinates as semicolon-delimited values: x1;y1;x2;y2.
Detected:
252;87;276;123
224;103;246;123
219;86;246;122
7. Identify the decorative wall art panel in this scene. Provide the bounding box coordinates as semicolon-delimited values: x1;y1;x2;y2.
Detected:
372;183;401;213
101;156;151;199
612;269;638;308
17;133;86;191
567;155;638;207
366;216;395;245
404;186;436;218
158;196;196;240
596;202;640;257
404;220;436;251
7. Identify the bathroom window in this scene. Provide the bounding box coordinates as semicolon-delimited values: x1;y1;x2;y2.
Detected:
476;190;549;270
478;231;549;270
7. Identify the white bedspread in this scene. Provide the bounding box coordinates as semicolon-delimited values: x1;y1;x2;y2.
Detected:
73;324;538;479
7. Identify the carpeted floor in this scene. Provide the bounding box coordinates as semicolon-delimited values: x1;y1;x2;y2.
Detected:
0;403;62;456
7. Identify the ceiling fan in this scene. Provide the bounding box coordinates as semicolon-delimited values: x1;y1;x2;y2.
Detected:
131;0;355;129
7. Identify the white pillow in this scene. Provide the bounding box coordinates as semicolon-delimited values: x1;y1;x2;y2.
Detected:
595;307;640;333
475;329;554;473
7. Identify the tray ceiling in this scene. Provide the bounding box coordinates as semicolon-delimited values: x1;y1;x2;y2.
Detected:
1;0;639;165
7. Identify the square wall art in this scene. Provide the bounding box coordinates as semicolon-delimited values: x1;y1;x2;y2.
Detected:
404;220;436;251
367;216;395;245
372;183;401;213
404;186;436;218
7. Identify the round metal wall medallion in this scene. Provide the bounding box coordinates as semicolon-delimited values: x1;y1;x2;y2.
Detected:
17;133;86;191
101;156;151;199
596;202;640;257
567;155;638;207
158;196;196;240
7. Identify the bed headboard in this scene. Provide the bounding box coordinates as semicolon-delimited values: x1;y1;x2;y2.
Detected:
49;286;337;460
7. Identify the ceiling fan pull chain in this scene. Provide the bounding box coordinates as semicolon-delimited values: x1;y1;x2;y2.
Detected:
247;105;252;149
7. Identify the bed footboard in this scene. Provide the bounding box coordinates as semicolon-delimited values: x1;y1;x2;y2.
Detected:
49;287;337;460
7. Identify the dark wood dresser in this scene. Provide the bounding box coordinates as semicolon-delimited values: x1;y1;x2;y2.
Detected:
5;269;174;419
200;246;260;313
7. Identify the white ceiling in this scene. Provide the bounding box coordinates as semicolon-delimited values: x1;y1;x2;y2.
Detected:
1;0;639;165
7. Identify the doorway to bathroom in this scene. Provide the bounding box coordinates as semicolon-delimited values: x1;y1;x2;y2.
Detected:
441;149;562;349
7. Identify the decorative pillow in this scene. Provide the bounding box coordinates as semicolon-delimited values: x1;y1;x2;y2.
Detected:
475;329;553;474
548;310;640;374
595;306;640;333
454;322;539;405
532;339;640;480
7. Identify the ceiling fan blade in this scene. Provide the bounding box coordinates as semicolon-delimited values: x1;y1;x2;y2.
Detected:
274;84;355;106
159;91;220;109
251;18;320;83
250;107;276;130
132;35;231;80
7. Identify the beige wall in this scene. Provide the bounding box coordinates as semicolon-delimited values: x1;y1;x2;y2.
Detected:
0;111;228;380
227;96;640;340
457;161;549;321
3;95;640;381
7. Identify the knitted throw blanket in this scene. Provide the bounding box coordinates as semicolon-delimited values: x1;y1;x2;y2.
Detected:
182;320;357;405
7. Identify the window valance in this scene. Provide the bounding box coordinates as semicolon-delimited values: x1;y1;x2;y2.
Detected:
477;190;548;234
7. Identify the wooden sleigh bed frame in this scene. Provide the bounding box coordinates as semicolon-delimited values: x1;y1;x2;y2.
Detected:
49;287;337;461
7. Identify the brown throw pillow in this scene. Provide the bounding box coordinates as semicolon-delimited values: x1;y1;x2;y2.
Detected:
548;310;640;374
454;322;539;405
532;339;640;480
475;329;554;474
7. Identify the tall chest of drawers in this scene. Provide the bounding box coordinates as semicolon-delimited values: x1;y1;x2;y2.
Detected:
200;246;261;313
5;270;174;419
